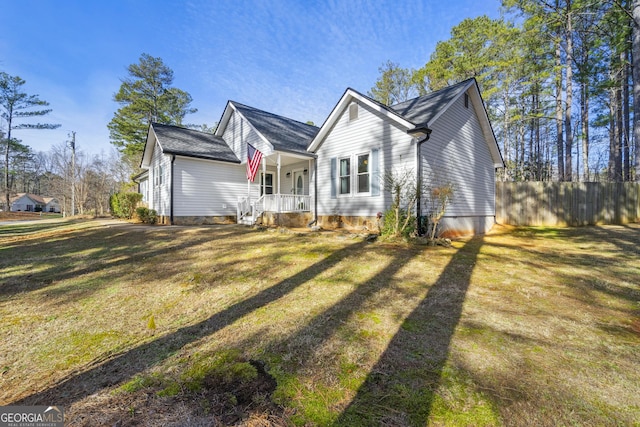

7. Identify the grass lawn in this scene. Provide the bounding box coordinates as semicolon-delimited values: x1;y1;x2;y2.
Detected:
1;219;638;426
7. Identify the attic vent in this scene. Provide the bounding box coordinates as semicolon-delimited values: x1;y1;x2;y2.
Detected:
464;93;469;108
349;102;359;121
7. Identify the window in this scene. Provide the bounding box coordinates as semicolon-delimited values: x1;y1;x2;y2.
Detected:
349;102;358;121
339;157;351;195
261;173;273;195
159;165;164;185
464;93;469;108
357;153;370;193
26;204;33;212
154;166;159;186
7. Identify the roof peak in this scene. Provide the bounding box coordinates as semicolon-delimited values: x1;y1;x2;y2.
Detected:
392;77;476;108
229;101;320;130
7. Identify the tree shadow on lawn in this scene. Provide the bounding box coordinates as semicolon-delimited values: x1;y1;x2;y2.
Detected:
251;240;425;373
335;236;484;426
11;238;371;407
0;219;82;236
510;223;640;256
483;231;640;307
0;223;258;301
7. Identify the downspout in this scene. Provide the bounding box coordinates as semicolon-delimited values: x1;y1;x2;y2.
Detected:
170;154;176;225
409;127;431;235
311;157;318;227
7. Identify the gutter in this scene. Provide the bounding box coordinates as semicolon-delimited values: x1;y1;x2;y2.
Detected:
408;126;432;236
170;154;176;225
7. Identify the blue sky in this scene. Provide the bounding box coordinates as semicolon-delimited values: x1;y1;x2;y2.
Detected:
1;0;502;156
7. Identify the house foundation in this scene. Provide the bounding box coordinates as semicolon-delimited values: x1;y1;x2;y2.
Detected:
157;215;237;225
260;212;313;228
316;215;380;232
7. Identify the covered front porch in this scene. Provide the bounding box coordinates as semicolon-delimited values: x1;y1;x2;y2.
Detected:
237;151;314;225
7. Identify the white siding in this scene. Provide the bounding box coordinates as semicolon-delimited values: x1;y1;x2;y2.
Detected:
315;101;414;216
174;156;247;216
279;160;311;195
222;110;273;162
422;90;495;217
10;195;35;211
139;178;149;203
45;200;61;213
150;140;171;216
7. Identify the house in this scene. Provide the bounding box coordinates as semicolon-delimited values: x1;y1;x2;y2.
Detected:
138;78;503;236
10;193;61;213
139;101;318;225
309;78;503;236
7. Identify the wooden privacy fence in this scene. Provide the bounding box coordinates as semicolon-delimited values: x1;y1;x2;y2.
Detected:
495;182;640;226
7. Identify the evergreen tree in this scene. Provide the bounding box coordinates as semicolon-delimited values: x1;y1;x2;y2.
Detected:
368;61;416;106
108;54;197;161
0;72;60;211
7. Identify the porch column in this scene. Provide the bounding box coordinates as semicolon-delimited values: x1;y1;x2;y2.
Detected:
308;158;312;195
262;158;266;197
308;158;312;211
277;153;281;212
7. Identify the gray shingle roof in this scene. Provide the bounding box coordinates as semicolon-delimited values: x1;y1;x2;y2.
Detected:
391;78;475;127
152;123;241;163
231;102;319;154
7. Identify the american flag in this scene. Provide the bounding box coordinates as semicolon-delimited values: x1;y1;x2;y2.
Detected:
246;143;263;182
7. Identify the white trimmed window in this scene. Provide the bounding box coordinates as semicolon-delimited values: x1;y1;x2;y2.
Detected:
339;157;351;195
261;172;273;195
330;149;379;199
357;153;370;193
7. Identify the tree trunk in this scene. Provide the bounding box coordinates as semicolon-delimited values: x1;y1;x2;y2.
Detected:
609;81;623;181
581;81;589;181
529;93;535;181
564;6;574;182
633;0;640;181
4;109;12;212
609;95;616;181
616;70;624;181
503;91;511;181
556;38;565;181
623;49;631;181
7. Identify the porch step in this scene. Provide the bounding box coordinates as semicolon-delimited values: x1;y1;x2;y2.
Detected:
238;216;255;226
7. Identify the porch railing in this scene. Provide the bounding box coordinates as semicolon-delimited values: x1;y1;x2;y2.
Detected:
264;194;311;213
238;196;252;218
237;194;311;222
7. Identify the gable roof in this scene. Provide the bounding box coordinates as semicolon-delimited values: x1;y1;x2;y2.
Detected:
391;78;475;128
145;123;241;165
216;101;319;156
308;78;503;167
307;87;415;152
10;193;58;205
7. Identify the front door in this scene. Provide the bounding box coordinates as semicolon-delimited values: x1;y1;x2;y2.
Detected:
293;170;305;195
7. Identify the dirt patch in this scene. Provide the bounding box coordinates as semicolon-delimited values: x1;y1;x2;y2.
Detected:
631;317;640;336
74;359;283;427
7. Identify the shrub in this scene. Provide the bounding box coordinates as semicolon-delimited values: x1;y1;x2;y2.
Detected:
380;207;415;239
425;183;455;239
136;207;157;224
380;168;418;239
109;192;143;219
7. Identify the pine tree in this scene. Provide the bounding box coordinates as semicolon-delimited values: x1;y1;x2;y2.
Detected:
0;72;60;211
108;54;197;162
